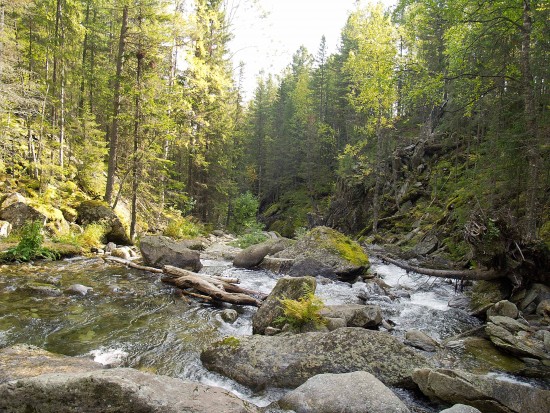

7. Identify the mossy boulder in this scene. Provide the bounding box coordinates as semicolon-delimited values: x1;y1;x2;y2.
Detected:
200;327;430;390
76;200;131;245
276;226;369;279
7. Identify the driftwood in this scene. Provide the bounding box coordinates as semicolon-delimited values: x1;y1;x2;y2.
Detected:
106;257;264;306
377;254;503;281
104;256;164;273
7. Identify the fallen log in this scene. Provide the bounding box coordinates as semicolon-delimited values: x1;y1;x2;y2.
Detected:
163;273;262;307
376;254;503;281
163;266;267;299
106;257;265;306
104;256;164;273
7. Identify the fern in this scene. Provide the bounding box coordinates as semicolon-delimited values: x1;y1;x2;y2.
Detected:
2;221;59;262
275;287;326;331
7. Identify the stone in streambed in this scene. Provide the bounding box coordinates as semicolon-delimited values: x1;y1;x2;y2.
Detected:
139;235;202;271
278;371;410;413
0;368;259;413
201;327;430;390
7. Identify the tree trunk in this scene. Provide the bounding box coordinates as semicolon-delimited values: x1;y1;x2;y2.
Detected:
521;0;539;241
377;254;502;281
105;5;129;205
130;50;143;241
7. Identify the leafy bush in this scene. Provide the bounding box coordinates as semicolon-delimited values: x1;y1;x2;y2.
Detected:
2;221;59;262
230;226;268;249
275;287;327;331
163;216;203;239
229;192;260;234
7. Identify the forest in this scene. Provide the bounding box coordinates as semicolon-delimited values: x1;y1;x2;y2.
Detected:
1;0;549;276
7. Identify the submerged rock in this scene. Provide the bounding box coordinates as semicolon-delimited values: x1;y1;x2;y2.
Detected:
0;368;259;413
65;284;93;296
277;371;410;413
412;368;550;413
139;235;202;271
252;276;317;335
0;345;102;384
201;327;430;390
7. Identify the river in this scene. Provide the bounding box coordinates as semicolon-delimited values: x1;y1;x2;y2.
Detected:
0;253;504;411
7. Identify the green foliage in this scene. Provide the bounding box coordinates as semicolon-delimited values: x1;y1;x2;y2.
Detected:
1;221;59;262
216;336;241;348
229;192;260;234
163;216;204;239
230;223;268;249
54;223;107;250
275;287;327;331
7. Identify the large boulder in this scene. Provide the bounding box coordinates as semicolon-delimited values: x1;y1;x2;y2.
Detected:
0;202;46;229
252;276;316;334
0;345;102;384
139;235;202;272
412;368;550;413
277;371;410;413
275;226;369;279
0;368;259;413
76;200;131;245
288;257;338;279
0;192;27;209
404;330;440;352
320;304;382;329
485;316;549;360
486;300;519;319
200;327;430;390
233;238;293;269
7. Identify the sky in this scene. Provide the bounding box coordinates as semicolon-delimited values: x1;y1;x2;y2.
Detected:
228;0;397;100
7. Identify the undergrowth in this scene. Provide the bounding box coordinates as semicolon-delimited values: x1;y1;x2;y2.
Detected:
1;221;59;262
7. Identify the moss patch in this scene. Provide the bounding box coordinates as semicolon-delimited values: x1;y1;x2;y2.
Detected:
311;227;369;267
216;336;241;348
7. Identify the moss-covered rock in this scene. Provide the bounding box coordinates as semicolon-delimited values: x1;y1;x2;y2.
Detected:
76;200;131;245
276;226;369;278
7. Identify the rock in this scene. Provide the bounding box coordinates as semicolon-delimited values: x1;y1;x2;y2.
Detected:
0;345;102;384
320;304;382;328
200;327;430;390
65;284;93;296
252;276;317;335
404;330;440;352
519;284;550;312
0;368;259;413
259;256;295;273
105;241;117;252
487;300;519;319
467;280;509;316
111;246;132;260
412;368;550;413
265;327;281;336
486;316;548;360
278;371;410;413
325;317;347;331
220;309;239;323
0;220;12;238
212;229;225;237
448;295;471;310
439;404;482;413
275;226;369;279
76;200;131;245
536;299;550;319
25;282;62;296
0;202;46;230
288;257;338;279
139;235;202;272
233;238;292;269
0;192;27;209
406;233;438;257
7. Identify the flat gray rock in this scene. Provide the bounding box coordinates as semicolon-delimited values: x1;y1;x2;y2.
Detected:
0;368;259;413
278;371;410;413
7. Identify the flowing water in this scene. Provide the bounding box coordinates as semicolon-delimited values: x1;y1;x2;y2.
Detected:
0;253;497;409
